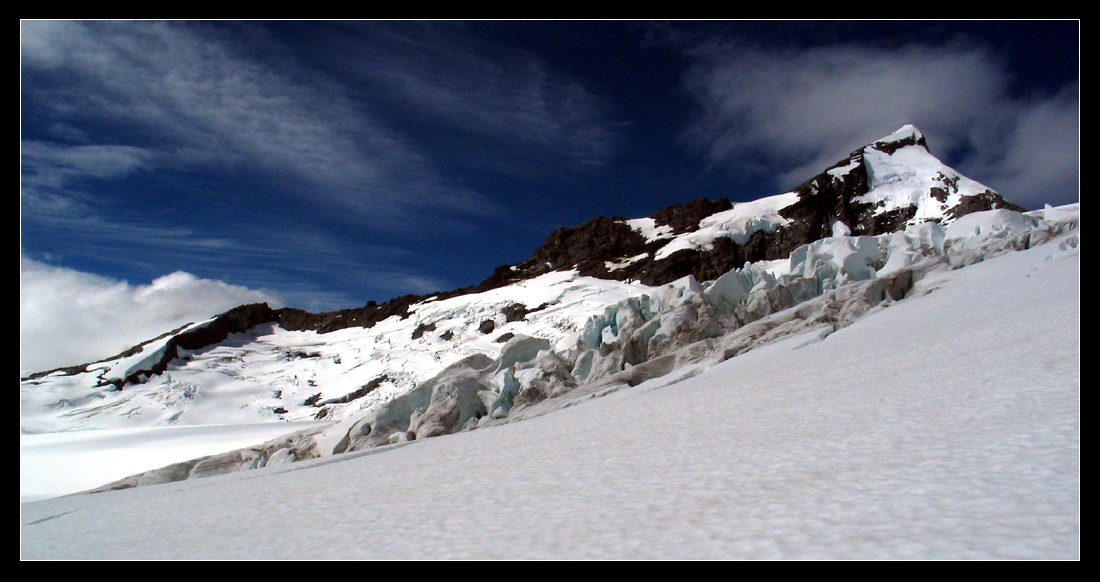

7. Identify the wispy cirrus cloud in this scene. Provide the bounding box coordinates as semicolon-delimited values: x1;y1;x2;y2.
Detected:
20;20;495;223
20;142;157;184
21;21;625;222
309;22;622;175
678;39;1079;208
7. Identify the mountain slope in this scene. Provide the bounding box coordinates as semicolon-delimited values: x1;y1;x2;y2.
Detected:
20;218;1080;559
485;124;1023;288
80;203;1077;491
19;126;1052;501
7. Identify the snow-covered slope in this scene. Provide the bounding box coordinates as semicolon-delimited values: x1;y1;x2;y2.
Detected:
17;125;1064;499
19;126;1068;517
19;127;1019;430
20;207;1080;559
21;272;652;433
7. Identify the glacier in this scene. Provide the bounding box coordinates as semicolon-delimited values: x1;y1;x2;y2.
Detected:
20;203;1079;558
19;124;1079;558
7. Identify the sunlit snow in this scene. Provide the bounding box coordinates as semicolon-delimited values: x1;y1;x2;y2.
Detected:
20;212;1079;557
18;122;1079;556
653;192;800;260
858;126;995;225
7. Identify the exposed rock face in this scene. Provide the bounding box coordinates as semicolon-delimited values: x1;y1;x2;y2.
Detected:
652;197;734;234
868;128;927;154
316;375;391;407
950;191;1026;219
501;302;550;323
172;303;276;352
527;216;650;276
275;294;424;333
411;322;436;340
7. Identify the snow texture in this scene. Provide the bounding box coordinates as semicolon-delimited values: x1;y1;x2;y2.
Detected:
20;204;1079;559
653;192;799;260
18;124;1078;557
858;125;997;225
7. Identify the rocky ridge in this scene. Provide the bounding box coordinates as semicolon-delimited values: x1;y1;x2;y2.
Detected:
279;126;1021;335
163;125;1023;344
22;126;1022;389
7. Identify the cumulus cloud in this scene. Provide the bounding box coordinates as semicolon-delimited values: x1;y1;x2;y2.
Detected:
680;41;1079;208
20;257;282;375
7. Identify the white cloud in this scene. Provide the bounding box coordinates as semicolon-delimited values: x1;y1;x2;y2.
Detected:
680;41;1079;208
21;142;155;179
20;141;158;203
954;82;1080;208
20;257;282;376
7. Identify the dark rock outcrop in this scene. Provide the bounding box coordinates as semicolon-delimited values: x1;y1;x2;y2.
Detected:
173;303;276;352
500;302;551;323
949;191;1027;219
868;130;927;155
652;197;733;234
274;294;424;333
316;375;391;406
529;216;650;274
103;303;278;389
411;322;436;340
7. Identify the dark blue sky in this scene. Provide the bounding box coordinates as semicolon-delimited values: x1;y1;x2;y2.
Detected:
21;20;1079;312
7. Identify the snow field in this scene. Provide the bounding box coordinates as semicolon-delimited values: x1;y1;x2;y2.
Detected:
20;226;1079;559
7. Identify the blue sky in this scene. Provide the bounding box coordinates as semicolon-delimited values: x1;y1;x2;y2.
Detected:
21;20;1079;321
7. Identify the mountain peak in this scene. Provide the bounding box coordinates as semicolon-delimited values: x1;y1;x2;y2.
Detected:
20;124;1028;373
492;124;1021;291
872;124;928;153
